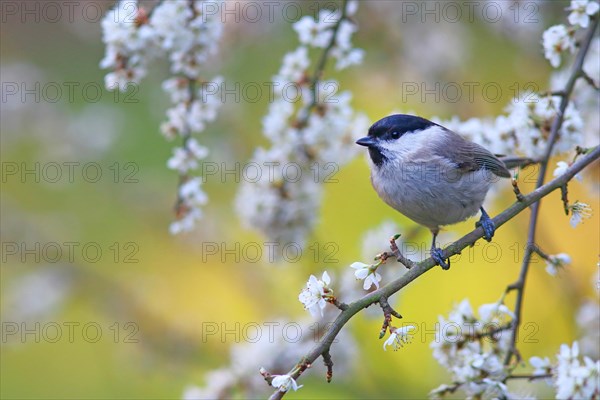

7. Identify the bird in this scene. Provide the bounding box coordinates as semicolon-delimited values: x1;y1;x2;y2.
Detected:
356;114;510;270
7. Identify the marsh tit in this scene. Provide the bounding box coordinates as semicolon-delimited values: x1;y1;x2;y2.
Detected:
356;114;510;270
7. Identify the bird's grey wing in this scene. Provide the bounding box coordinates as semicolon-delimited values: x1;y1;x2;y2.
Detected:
436;130;511;178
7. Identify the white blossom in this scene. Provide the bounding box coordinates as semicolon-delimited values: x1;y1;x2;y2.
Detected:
277;46;310;82
346;0;359;16
149;0;223;78
555;341;600;399
179;178;208;207
545;253;572;276
169;207;202;235
166;139;209;173
436;93;584;162
235;150;321;247
430;299;514;398
298;272;332;317
507;95;584;158
333;47;365;70
568;0;600;28
350;262;382;290
569;201;592;227
235;2;366;246
271;374;302;393
335;20;357;50
477;301;515;323
293;16;333;48
542;25;576;68
554;161;583;181
361;221;400;259
530;356;552;376
577;300;600;359
383;326;415;351
181;369;235;399
101;0;224;234
162;77;191;104
236;40;367;248
100;1;157;90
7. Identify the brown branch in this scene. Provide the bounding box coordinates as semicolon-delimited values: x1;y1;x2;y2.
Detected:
499;156;541;170
266;13;600;400
531;245;551;262
330;297;349;311
322;351;334;383
387;234;417;269
503;18;599;367
512;176;526;202
581;70;599;90
289;0;352;163
433;372;552;397
378;296;402;339
267;144;600;399
295;0;350;130
505;373;553;381
560;184;570;215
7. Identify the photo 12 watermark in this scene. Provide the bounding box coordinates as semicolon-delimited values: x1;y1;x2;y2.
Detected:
1;241;140;264
1;162;140;184
198;320;540;345
1;321;139;344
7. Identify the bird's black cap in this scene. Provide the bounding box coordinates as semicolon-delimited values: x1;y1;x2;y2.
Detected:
367;114;437;140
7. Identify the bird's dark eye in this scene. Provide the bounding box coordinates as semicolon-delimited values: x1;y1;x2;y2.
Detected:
391;131;401;139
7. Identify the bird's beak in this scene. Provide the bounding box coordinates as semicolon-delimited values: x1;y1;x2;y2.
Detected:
356;136;376;147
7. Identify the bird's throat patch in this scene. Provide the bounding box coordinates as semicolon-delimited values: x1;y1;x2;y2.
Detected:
368;146;387;167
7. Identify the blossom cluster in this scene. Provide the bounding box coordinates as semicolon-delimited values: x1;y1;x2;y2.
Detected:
100;0;224;234
438;94;584;160
299;249;400;320
236;0;369;247
182;314;357;399
528;342;600;399
434;1;598;169
430;299;516;399
554;342;600;398
543;252;572;276
542;0;599;68
298;271;334;317
577;299;600;359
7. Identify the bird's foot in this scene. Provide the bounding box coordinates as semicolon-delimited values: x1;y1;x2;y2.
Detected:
431;247;450;270
476;208;495;242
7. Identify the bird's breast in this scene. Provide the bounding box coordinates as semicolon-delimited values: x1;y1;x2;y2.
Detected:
370;161;492;229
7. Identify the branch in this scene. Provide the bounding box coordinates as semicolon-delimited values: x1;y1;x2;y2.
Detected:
503;18;599;367
267;16;599;400
433;373;552;397
322;350;334;383
267;145;600;399
378;295;402;339
295;0;350;131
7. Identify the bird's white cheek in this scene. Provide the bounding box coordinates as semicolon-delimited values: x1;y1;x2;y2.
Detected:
378;138;413;159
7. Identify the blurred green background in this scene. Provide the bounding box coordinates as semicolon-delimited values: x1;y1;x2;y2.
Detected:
1;1;598;399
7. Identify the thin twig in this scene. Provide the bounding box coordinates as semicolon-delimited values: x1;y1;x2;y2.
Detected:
378;296;402;339
532;245;551;262
512;176;526;202
505;373;553;381
331;297;349;311
322;351;334;383
435;373;552;396
295;0;350;131
581;70;599;90
560;184;570;215
388;234;417;269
